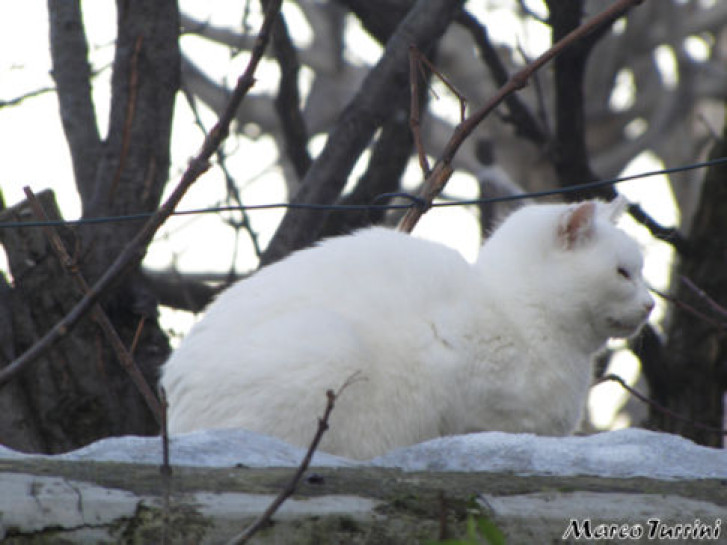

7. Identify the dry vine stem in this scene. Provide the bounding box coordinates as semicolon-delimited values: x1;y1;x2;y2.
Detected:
0;0;283;388
398;0;646;233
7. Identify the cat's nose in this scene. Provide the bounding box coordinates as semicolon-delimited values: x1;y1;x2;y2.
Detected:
643;298;655;315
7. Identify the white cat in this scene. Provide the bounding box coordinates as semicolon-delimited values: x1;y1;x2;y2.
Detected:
160;198;654;460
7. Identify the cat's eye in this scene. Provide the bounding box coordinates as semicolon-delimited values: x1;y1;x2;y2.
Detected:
617;267;631;280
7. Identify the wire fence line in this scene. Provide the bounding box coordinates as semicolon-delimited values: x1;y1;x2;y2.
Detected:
2;155;727;231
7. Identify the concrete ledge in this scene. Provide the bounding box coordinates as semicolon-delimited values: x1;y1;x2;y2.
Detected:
1;458;725;544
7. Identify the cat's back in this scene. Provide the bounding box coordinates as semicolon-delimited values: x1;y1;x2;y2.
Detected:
203;227;473;326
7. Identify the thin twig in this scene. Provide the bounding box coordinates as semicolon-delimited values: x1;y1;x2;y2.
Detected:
159;386;172;545
414;47;467;122
23;187;163;424
596;374;727;436
680;275;727;320
260;0;464;265
456;9;548;146
180;85;263;259
225;374;359;545
409;45;468;178
0;0;283;389
397;0;646;233
651;287;725;332
409;45;431;177
0;86;55;108
159;387;172;476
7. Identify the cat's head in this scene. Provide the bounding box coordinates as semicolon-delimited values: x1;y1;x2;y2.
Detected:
479;197;654;347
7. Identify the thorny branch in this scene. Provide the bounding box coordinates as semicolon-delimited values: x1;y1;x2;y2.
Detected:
397;0;647;233
225;374;359;545
0;0;284;389
23;187;162;423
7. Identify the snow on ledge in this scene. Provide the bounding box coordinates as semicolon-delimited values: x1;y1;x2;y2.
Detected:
371;429;727;480
0;428;724;480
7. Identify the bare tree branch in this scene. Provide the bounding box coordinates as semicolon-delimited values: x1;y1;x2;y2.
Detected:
597;374;727;436
260;0;466;265
0;86;55;108
0;0;283;389
456;9;549;147
180;12;257;50
319;102;416;237
397;0;646;232
546;0;613;199
337;0;415;43
627;202;690;255
142;268;221;313
267;5;312;180
180;82;263;260
47;0;101;203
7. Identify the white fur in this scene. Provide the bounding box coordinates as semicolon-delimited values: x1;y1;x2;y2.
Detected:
160;199;653;460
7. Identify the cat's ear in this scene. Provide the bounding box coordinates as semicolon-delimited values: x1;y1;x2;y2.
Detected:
558;201;596;249
602;194;629;223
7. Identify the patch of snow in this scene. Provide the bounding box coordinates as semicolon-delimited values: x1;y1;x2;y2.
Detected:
58;428;356;468
0;429;354;468
372;429;727;480
1;428;725;480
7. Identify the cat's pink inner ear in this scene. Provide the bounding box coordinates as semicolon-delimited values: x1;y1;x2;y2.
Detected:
559;201;596;249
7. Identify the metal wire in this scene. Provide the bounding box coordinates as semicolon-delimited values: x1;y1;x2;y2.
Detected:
2;155;726;230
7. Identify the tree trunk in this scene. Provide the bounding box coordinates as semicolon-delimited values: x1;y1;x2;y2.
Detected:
0;0;180;453
0;192;164;453
642;134;727;448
